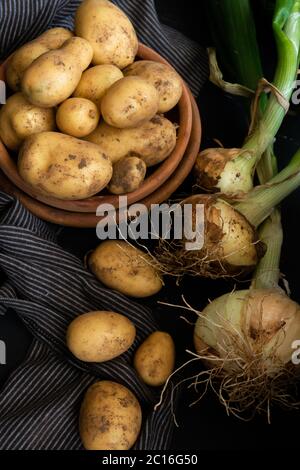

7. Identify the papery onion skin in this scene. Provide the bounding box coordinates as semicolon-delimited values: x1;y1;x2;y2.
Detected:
194;148;254;195
155;194;265;279
185;195;265;276
194;288;300;369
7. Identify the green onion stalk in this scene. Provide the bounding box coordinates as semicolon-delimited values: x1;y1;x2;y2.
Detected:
195;0;300;195
156;147;300;279
205;0;264;90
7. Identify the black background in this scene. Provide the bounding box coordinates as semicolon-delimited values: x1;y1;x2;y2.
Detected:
1;0;300;450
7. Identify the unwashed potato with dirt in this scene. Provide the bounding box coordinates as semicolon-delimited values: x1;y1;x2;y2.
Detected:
74;65;123;107
18;131;113;200
108;156;146;195
0;93;55;150
134;332;175;387
66;311;136;362
22;37;93;107
86;115;177;166
101;76;159;129
124;60;183;113
75;0;138;69
80;381;142;450
6;28;73;91
89;240;163;298
56;98;100;138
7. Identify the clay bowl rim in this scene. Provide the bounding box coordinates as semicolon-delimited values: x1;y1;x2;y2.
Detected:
0;90;201;227
0;43;193;213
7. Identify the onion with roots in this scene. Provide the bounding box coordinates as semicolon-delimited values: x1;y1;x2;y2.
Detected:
157;209;300;421
156;194;265;279
193;288;300;419
156;147;300;279
193;209;300;419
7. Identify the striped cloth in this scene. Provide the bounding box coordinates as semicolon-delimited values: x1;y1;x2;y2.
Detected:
0;0;208;96
0;193;176;450
0;0;208;450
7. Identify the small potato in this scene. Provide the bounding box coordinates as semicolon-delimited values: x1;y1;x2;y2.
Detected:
75;0;138;69
80;381;142;450
6;28;73;91
74;65;123;107
108;157;146;194
101;76;159;129
66;311;136;362
56;98;100;138
134;332;175;387
22;37;93;108
89;241;163;298
124;60;183;113
86;115;177;166
18;132;113;200
0;93;55;150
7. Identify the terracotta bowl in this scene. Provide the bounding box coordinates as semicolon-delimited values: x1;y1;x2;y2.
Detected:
0;43;193;213
0;91;201;227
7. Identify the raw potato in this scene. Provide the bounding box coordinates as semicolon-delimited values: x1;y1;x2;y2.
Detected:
66;311;136;362
80;381;142;450
56;98;100;138
0;93;55;150
22;37;93;107
101;76;159;129
134;332;175;387
75;0;138;69
74;65;123;107
108;156;146;194
89;240;163;298
18;131;113;200
124;60;183;113
6;28;73;91
86;115;177;166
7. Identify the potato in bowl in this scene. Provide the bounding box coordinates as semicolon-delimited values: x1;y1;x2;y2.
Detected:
18;132;113;200
0;0;192;210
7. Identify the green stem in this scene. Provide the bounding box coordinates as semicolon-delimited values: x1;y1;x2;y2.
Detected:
235;148;300;227
251;209;283;289
257;145;278;183
235;0;300;174
206;0;264;90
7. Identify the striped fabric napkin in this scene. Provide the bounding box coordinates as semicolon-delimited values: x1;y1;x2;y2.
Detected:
0;0;208;449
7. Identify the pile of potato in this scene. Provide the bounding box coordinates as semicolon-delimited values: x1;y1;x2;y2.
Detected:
0;0;183;200
64;240;175;450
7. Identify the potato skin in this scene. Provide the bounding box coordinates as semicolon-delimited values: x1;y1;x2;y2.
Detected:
75;0;138;69
18;131;113;200
134;332;175;387
86;115;177;166
74;65;123;107
108;157;146;194
101;76;159;129
56;98;100;138
79;381;142;450
22;37;93;108
66;311;136;362
89;241;163;298
0;93;55;150
6;28;73;91
124;60;183;113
